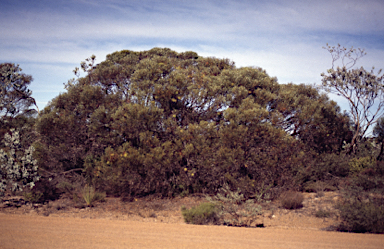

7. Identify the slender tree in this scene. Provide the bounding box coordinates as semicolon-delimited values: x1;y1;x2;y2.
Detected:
0;63;38;155
321;44;384;153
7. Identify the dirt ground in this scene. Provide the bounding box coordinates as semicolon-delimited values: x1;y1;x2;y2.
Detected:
1;192;383;248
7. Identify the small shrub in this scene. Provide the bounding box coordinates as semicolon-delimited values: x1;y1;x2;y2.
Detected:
351;174;384;192
206;184;263;227
280;191;304;209
23;191;43;203
315;209;332;218
31;177;61;202
57;181;76;196
297;153;349;191
181;202;218;225
82;185;106;207
337;196;384;233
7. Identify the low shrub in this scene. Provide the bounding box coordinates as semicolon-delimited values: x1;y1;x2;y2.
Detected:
349;156;376;175
336;196;384;233
206;184;263;227
297;153;349;191
30;177;61;202
23;191;43;203
181;202;218;225
303;181;337;195
315;209;332;218
82;185;106;207
57;181;77;197
280;191;304;209
349;173;384;193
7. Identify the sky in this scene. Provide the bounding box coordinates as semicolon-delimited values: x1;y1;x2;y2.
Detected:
1;0;384;111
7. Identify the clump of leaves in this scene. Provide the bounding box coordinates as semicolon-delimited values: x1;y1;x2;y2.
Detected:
336;195;384;233
181;202;219;225
82;185;106;207
280;191;304;209
349;156;376;175
0;129;40;196
206;184;262;227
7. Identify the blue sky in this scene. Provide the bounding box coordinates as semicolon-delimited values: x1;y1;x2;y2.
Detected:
1;0;384;111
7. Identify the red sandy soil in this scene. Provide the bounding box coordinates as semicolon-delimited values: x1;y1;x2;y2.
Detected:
1;192;383;248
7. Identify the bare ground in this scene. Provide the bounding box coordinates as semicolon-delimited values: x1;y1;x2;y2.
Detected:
1;192;383;248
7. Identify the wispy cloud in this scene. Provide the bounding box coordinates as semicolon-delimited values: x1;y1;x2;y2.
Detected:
4;0;383;43
1;0;383;109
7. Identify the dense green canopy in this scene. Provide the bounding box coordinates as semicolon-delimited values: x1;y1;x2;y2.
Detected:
34;48;351;197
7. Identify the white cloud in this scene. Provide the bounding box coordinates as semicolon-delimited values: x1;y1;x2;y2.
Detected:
1;0;383;111
2;0;383;44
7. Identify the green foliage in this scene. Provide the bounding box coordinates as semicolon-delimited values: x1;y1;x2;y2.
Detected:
297;152;350;191
206;184;263;227
337;195;384;233
273;83;351;153
340;158;384;197
349;173;384;193
23;191;43;203
349;156;376;175
181;202;219;225
69;49;304;197
0;114;37;152
280;191;304;209
0;63;38;173
34;83;121;173
0;129;40;195
35;47;356;198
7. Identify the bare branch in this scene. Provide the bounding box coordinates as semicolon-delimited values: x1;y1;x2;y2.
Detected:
323;43;366;70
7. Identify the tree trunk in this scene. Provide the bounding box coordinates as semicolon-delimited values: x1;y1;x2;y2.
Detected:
348;132;359;154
